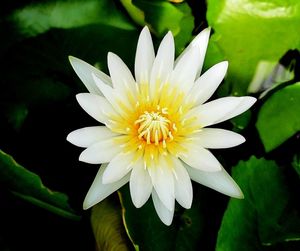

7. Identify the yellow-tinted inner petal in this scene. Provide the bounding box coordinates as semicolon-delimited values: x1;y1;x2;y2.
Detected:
108;81;201;168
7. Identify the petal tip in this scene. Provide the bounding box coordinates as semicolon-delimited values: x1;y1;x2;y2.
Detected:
68;55;83;69
68;55;79;64
75;93;83;100
165;31;175;42
163;219;172;226
79;150;96;164
191;27;211;47
230;183;244;199
240;136;246;144
83;196;96;210
78;152;86;162
183;200;192;209
141;25;150;34
167;30;173;36
132;199;143;209
221;60;229;69
66;132;73;143
233;190;245;199
82;202;91;210
215;61;229;77
107;51;117;62
68;55;75;62
202;26;211;35
243;96;257;108
75;93;91;105
209;60;228;73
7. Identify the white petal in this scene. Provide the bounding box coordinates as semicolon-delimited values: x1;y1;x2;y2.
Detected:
186;97;251;127
92;74;130;117
170;45;201;93
186;61;228;106
135;26;155;84
129;158;153;208
179;144;222;172
176;27;211;78
152;190;174;226
150;31;174;97
92;74;117;106
79;137;121;164
148;157;175;211
107;52;137;95
69;56;112;95
102;152;135;184
194;128;245;149
184;163;244;199
172;157;193;209
195;27;211;78
67;126;119;148
83;164;130;209
76;93;115;124
216;96;257;124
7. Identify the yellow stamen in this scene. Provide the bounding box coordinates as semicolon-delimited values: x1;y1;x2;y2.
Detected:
135;111;172;144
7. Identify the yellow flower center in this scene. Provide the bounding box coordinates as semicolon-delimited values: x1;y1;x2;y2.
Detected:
110;84;200;167
135;111;174;146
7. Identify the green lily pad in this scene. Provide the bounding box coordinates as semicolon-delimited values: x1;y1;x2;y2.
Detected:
216;156;300;251
206;0;300;95
119;186;177;251
119;185;205;251
120;0;194;54
10;0;135;38
174;196;205;251
256;82;300;152
0;149;79;220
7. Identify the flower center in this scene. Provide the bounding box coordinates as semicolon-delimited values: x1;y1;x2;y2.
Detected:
135;111;173;146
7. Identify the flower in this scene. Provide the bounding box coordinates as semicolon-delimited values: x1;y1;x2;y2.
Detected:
67;27;256;225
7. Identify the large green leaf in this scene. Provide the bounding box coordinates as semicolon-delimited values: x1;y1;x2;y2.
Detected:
206;0;300;95
119;186;177;251
174;195;205;251
0;0;136;57
173;3;195;54
216;156;300;251
119;185;205;251
0;149;79;220
10;0;135;38
120;0;194;54
256;82;300;152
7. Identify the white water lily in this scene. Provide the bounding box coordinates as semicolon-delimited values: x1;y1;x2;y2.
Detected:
67;27;256;225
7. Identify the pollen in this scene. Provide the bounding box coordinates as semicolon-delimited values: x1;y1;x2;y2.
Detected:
135;111;174;146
